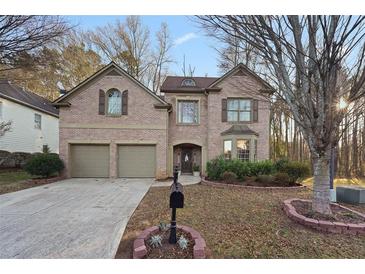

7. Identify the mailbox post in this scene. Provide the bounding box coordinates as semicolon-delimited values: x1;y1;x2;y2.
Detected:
169;167;184;244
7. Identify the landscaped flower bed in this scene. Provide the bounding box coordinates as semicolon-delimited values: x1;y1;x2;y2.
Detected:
133;224;206;259
283;198;365;235
205;157;310;187
202;177;305;189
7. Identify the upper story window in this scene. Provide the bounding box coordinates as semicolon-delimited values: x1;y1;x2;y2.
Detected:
107;89;122;116
181;78;196;87
227;98;252;122
34;113;42;129
177;100;199;124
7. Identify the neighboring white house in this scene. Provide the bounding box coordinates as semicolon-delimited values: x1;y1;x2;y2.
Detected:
0;80;59;153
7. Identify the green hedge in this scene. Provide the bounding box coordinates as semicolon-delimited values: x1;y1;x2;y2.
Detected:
24;153;64;178
206;156;311;181
206;156;275;180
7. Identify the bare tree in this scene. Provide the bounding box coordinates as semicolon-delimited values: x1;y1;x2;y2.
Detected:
196;16;365;214
216;33;260;73
0;121;11;137
0;16;70;71
181;55;196;77
85;16;150;81
150;23;174;93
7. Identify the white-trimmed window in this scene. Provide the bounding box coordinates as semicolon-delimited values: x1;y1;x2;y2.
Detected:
237;139;250;161
107;89;122;115
34;113;42;129
224;140;232;160
177;100;199;124
227;99;252;122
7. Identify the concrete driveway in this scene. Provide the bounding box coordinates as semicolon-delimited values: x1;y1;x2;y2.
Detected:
0;178;153;258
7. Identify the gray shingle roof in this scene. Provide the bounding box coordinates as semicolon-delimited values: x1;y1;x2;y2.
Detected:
0;80;59;117
161;76;218;92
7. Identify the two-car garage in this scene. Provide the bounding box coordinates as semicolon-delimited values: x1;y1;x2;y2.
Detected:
70;144;156;178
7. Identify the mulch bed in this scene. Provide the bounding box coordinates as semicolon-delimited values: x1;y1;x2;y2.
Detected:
205;177;302;188
292;200;365;224
146;228;194;259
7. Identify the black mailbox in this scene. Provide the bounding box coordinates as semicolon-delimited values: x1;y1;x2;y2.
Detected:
170;182;184;208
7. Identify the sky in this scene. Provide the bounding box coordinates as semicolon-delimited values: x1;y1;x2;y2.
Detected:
67;16;222;77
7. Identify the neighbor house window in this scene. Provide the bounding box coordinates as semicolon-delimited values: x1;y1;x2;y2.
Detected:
224;140;232;160
34;113;42;129
237;139;250;161
107;89;122;115
178;100;199;124
227;99;252;122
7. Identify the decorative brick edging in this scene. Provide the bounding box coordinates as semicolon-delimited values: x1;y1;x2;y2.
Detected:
201;178;306;190
283;198;365;235
133;225;207;259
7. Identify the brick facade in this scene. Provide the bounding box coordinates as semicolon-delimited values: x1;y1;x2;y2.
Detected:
58;69;169;179
57;63;271;179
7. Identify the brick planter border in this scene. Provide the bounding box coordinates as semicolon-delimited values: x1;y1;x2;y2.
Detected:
283;198;365;235
132;225;207;259
201;178;306;190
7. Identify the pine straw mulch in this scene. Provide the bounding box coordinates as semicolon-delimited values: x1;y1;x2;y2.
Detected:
115;184;365;259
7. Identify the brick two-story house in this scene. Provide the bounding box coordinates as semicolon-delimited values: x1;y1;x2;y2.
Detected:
54;62;272;179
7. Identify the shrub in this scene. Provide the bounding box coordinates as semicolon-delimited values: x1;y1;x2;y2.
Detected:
273;158;289;172
206;156;275;180
281;161;310;181
255;175;274;184
249;160;275;176
273;172;294;186
24;153;64;178
193;164;200;172
206;156;227;180
222;171;237;183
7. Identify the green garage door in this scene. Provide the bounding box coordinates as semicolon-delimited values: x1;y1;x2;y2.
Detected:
70;144;109;178
118;145;156;177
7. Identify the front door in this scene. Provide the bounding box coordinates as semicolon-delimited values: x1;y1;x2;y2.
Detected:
181;149;193;174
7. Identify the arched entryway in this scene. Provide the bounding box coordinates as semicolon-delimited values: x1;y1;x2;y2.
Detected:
173;143;202;174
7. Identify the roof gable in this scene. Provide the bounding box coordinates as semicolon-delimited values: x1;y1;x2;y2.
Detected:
208;63;275;93
54;62;167;105
0;80;59;117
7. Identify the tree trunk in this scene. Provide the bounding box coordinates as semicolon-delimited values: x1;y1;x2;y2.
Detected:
312;152;332;214
352;116;358;176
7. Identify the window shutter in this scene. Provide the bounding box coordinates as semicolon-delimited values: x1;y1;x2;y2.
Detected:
122;90;128;115
222;98;227;122
98;89;105;115
252;99;258;122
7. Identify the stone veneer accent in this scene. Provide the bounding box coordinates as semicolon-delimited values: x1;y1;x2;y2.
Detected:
132;225;207;259
283;198;365;235
201;178;306;190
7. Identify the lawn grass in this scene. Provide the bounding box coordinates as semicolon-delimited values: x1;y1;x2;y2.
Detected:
0;170;38;194
301;177;365;188
116;184;365;259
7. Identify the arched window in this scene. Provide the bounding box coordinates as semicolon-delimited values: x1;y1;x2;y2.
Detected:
107;89;122;115
181;78;196;87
